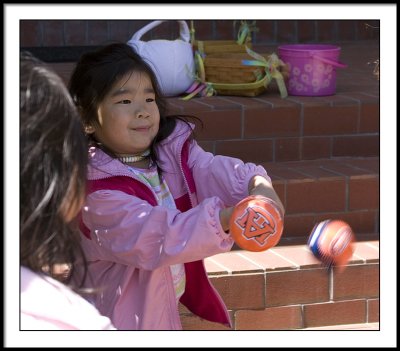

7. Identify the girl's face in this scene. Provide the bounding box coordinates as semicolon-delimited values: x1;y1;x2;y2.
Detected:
89;71;160;156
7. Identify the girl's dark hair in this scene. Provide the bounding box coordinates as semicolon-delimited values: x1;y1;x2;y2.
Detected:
20;51;89;287
68;42;200;168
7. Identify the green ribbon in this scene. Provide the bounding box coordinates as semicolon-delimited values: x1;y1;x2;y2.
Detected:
241;46;288;98
236;21;258;45
181;51;216;101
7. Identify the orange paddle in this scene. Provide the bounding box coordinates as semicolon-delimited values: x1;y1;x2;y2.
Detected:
230;195;284;252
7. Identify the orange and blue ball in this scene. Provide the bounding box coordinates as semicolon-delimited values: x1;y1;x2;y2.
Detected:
308;219;355;271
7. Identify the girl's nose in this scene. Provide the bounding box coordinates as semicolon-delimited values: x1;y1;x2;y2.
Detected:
136;107;149;119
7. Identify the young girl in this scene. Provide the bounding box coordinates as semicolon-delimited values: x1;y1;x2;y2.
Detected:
20;52;115;330
69;43;284;330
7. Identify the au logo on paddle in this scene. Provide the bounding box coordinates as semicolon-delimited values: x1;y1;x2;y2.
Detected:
235;205;277;247
230;195;284;252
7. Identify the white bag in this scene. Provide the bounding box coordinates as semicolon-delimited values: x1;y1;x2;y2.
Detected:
127;20;195;97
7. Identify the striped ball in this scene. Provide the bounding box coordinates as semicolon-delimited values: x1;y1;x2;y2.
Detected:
308;219;355;270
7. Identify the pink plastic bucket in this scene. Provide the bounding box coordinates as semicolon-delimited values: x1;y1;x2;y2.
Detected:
278;44;347;96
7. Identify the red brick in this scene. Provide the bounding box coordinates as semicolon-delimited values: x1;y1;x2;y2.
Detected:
20;20;42;47
255;95;301;109
216;139;273;163
321;95;360;106
109;20;132;43
265;268;330;306
349;176;379;210
276;20;297;42
166;97;213;114
235;305;303;330
316;20;336;41
303;105;358;136
344;157;379;173
333;264;379;300
214;20;236;40
210;274;265;310
281;213;317;240
304;299;366;328
367;298;379;323
244;107;301;138
271;181;285;209
64;20;87;46
284;210;379;247
337;92;378;104
314;210;378;237
197;140;214;154
87;20;109;46
190;20;214;41
333;135;379;157
291;165;342;180
275;138;301;162
221;96;272;109
286;179;346;214
338;21;356;41
192;96;243;110
254;20;275;43
261;163;308;182
147;21;173;40
302;137;331;160
298;20;316;42
180;313;233;330
360;104;379;133
286;96;331;106
42;20;64;46
321;160;376;177
195;110;242;140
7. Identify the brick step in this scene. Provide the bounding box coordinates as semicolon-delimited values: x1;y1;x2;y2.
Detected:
180;240;379;330
48;42;379;163
260;156;379;246
166;42;379;163
167;93;379;163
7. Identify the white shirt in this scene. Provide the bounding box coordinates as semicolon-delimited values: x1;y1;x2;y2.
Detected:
20;266;115;330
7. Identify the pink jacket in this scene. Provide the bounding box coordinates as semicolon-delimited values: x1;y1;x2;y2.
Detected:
20;266;115;330
78;120;270;330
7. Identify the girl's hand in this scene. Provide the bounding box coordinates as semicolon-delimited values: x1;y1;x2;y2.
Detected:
219;206;234;233
248;176;285;216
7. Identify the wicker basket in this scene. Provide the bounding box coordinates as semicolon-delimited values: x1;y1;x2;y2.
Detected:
193;40;252;55
211;76;269;97
186;43;288;98
203;52;271;84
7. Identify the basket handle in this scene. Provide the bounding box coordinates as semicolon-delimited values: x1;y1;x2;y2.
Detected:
129;20;190;42
312;54;348;68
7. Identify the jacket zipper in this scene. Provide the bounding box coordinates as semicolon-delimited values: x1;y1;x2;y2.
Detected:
177;139;195;209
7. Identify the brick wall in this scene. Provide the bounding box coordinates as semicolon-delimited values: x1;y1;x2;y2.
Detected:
21;19;379;52
180;241;379;330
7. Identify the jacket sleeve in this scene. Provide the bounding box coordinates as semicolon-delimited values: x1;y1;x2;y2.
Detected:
81;189;234;270
187;139;272;206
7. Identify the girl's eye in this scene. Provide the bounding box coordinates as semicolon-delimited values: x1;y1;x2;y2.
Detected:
118;99;131;104
146;98;155;103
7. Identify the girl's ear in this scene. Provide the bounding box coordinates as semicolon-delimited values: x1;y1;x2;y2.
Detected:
84;125;95;134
